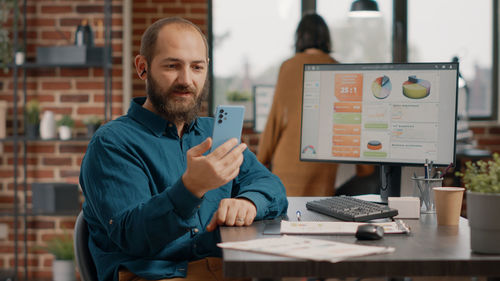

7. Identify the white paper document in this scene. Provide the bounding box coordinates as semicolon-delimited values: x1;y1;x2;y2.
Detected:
280;220;410;235
217;235;395;263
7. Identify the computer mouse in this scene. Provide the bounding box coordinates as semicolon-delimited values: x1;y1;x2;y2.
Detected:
355;224;384;240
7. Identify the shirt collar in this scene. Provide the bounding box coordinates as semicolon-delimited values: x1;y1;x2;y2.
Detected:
127;97;200;137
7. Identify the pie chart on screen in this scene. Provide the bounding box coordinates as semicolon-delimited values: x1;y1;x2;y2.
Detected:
302;145;316;154
402;75;431;99
371;75;391;99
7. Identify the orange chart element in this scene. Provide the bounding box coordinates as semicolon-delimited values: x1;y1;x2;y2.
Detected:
333;124;361;135
332;135;360;146
332;146;360;158
334;102;362;113
334;73;363;102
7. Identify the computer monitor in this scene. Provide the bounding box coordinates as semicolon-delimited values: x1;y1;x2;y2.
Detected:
300;62;459;201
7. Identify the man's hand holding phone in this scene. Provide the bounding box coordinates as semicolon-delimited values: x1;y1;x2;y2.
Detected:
182;137;247;199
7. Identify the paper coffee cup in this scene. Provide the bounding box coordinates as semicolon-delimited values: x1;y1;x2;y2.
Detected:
433;187;465;226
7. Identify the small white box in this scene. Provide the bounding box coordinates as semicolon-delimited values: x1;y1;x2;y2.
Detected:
388;197;420;219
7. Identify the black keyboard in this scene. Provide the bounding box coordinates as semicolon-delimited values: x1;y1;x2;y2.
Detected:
305;196;398;222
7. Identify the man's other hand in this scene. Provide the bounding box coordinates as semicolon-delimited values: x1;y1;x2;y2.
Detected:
182;137;247;198
206;198;257;232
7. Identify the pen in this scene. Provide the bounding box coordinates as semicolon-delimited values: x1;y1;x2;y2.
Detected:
296;210;301;221
442;162;453;178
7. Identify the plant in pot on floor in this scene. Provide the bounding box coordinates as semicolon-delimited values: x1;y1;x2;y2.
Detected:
40;233;76;281
82;115;102;137
456;153;500;254
25;99;40;139
57;115;74;140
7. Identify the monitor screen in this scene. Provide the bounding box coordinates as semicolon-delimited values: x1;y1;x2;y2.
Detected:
300;62;459;167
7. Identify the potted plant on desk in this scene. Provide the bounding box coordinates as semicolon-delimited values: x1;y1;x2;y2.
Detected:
456;153;500;254
40;233;76;281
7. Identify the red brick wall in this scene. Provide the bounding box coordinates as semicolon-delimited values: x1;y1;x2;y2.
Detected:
0;0;207;280
0;0;125;278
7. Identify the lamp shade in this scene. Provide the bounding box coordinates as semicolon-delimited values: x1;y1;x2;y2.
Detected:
350;0;379;12
349;0;381;17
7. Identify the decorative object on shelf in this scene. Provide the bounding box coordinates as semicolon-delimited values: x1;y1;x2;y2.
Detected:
0;100;6;139
15;48;25;65
39;232;76;281
25;99;40;138
40;110;56;139
32;183;80;214
83;115;102;137
456;153;500;254
0;0;14;72
57;114;74;140
75;19;94;47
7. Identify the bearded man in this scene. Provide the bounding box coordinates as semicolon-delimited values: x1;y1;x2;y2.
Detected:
79;17;288;281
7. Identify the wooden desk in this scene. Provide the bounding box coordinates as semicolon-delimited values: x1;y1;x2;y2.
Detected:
220;197;500;279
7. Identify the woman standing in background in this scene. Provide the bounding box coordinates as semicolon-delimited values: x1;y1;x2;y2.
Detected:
257;13;373;196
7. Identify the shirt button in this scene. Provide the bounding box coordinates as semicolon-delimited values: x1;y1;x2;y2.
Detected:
168;124;173;127
109;219;113;225
193;228;199;233
197;205;200;209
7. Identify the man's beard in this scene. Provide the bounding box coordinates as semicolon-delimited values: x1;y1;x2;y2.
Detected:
146;73;208;125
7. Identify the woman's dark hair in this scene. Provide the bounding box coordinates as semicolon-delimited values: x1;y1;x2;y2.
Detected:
295;13;331;54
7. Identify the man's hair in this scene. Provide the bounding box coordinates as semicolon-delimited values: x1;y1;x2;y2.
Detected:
295;13;331;54
140;17;209;65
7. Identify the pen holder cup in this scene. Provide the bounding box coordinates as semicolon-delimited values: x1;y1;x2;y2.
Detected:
411;176;443;214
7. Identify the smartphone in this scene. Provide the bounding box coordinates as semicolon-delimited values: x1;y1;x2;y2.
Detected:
210;105;245;153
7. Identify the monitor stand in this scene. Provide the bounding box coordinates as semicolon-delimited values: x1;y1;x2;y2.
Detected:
380;165;401;203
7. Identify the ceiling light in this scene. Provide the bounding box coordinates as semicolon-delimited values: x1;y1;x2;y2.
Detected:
349;0;381;17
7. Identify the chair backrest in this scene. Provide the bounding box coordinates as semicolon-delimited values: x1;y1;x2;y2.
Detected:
74;211;98;281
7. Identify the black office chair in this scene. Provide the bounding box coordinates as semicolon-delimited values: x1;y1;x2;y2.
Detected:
74;211;98;281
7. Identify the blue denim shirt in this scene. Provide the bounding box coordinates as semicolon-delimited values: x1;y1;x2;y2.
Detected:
79;97;288;281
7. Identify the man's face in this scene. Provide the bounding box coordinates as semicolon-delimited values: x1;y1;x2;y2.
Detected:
146;24;208;124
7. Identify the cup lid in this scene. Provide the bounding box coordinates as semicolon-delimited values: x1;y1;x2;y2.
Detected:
432;187;465;191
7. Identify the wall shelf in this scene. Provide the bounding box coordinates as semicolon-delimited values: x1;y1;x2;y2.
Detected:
6;0;113;280
10;62;111;69
0;137;92;142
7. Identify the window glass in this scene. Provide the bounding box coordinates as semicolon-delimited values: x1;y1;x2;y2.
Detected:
317;0;393;63
212;0;300;120
408;0;493;118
